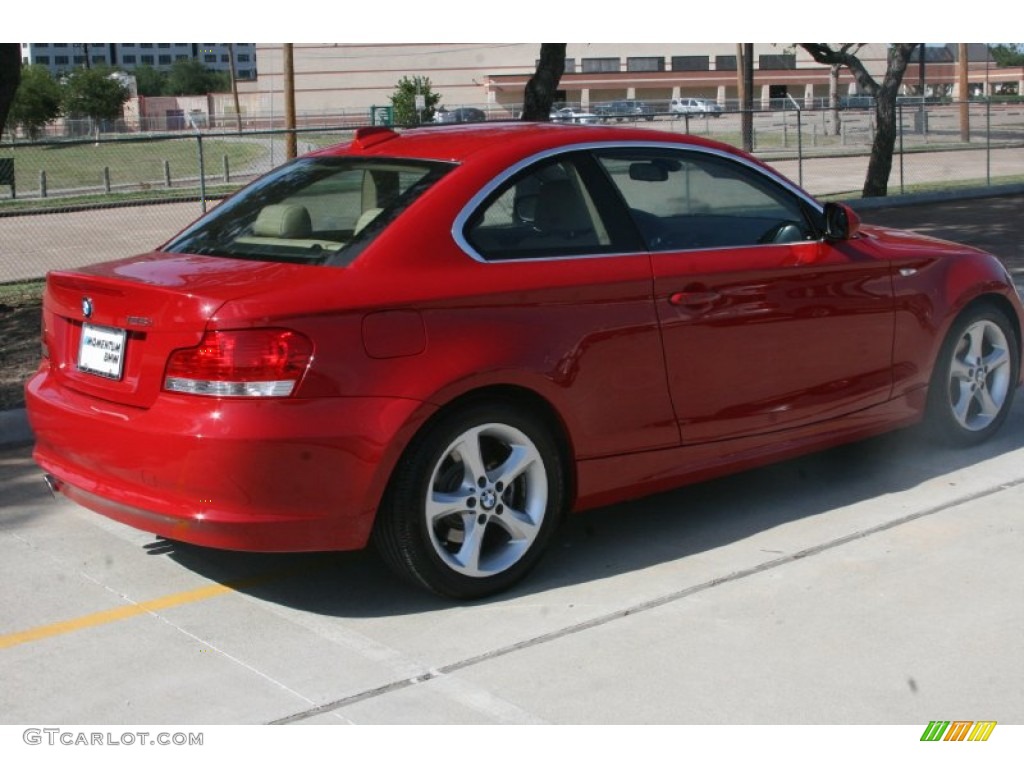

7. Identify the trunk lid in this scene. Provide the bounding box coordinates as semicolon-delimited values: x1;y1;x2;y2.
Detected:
43;253;305;409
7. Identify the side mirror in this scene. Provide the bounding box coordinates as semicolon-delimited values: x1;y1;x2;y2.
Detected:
823;202;861;240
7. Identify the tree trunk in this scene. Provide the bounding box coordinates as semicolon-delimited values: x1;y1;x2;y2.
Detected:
865;91;898;197
829;64;841;136
0;44;22;138
863;45;917;197
521;44;566;121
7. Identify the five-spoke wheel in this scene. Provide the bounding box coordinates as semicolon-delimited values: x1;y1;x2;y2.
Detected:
928;306;1019;446
374;402;564;599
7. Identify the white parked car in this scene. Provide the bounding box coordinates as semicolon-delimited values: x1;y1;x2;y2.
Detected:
550;107;600;125
670;97;724;118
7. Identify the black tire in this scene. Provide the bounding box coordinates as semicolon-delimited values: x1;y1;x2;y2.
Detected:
926;305;1019;446
373;401;566;599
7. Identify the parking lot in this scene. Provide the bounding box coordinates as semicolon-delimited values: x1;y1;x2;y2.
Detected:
2;195;1023;733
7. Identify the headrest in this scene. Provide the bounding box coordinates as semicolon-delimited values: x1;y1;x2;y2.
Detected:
535;179;592;234
252;204;312;238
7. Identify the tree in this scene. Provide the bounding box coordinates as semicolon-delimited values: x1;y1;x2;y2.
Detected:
165;60;228;96
7;65;62;139
0;43;22;138
389;75;440;125
61;66;130;136
801;44;919;197
133;64;167;97
521;43;566;121
989;44;1024;67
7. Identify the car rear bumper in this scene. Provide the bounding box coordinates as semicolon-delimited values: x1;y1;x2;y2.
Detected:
26;371;432;552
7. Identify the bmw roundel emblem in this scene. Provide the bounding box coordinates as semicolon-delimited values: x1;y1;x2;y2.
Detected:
82;297;93;319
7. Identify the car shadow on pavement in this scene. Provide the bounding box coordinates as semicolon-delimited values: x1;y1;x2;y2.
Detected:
138;397;1024;617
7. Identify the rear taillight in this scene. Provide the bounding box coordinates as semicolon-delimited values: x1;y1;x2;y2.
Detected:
164;329;313;398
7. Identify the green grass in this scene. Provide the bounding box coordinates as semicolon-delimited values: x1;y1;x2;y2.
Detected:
0;138;264;196
0;278;44;304
300;132;356;149
815;174;1024;201
891;173;1024;196
0;184;243;213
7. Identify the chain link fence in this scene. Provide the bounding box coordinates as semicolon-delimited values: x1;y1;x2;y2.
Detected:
2;102;1022;286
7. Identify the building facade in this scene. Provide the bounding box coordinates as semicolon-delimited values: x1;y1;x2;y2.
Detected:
241;43;887;117
239;43;1021;121
19;43;257;80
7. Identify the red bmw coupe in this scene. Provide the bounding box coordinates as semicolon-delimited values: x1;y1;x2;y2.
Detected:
26;123;1023;598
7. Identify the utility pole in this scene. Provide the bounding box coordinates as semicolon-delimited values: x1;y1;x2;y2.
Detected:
958;43;970;143
228;43;242;133
736;43;745;112
283;43;297;159
738;43;754;152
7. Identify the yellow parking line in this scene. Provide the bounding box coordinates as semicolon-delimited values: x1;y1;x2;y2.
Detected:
0;582;234;650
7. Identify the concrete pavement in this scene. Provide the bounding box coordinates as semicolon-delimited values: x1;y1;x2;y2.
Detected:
2;397;1023;725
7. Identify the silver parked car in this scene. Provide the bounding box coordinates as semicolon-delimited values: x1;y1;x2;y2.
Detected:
670;97;724;118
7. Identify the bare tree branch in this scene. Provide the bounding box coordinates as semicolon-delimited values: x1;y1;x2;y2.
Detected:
803;43;878;95
800;43;919;196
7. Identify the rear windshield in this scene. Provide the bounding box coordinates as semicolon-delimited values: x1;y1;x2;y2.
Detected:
163;156;453;266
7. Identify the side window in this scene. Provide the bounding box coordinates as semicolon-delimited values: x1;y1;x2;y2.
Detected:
596;150;816;251
464;158;613;260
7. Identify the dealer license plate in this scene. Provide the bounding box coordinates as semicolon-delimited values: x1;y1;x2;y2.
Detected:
78;323;127;380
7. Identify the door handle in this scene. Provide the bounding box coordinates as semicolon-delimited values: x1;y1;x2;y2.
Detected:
669;289;719;307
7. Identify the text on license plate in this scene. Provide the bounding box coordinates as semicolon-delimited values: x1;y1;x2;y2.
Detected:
78;323;127;380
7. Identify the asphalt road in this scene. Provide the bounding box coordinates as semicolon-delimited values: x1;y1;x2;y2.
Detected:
859;194;1024;279
1;195;1023;747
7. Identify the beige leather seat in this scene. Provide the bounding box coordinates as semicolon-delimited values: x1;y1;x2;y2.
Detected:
353;207;383;236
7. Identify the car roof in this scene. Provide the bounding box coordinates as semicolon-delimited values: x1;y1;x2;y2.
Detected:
311;122;748;166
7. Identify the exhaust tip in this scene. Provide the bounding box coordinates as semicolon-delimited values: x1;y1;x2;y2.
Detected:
42;474;60;499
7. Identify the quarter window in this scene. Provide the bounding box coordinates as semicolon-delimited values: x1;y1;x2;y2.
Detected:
464;158;614;260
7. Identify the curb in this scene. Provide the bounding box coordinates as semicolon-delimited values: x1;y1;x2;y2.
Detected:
0;408;33;449
843;183;1024;211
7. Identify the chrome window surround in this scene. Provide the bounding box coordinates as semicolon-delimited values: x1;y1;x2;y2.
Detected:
452;141;823;265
